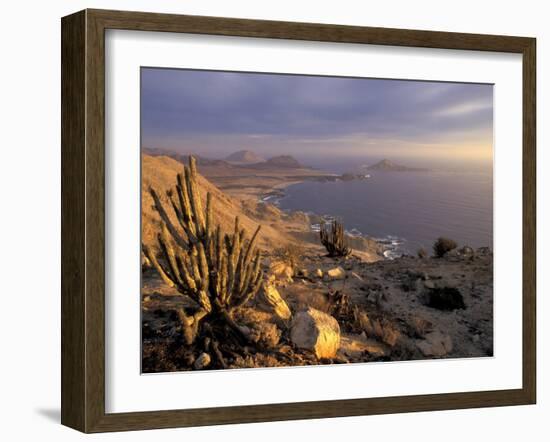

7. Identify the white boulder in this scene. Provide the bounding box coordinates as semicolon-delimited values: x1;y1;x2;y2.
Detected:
259;283;292;321
193;353;211;370
290;307;341;359
416;330;453;357
327;266;346;280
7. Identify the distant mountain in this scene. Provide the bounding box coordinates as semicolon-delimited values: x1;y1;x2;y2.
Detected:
143;147;230;167
366;159;429;172
249;155;303;169
225;150;264;164
267;155;303;168
143;148;307;171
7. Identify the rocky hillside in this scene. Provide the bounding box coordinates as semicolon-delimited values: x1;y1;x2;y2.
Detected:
141;154;295;251
142;245;493;372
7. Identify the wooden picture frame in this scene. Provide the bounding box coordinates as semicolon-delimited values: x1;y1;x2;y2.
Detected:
61;9;536;433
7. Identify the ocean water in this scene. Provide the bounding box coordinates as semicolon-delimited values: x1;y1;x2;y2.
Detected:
277;171;493;257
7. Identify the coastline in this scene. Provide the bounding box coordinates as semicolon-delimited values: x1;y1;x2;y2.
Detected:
196;164;402;261
259;179;395;260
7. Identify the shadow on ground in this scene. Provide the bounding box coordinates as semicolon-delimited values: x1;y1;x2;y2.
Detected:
35;408;60;423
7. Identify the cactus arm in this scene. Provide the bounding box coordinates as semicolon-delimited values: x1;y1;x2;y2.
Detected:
235;251;262;307
197;242;210;292
142;243;176;288
176;254;197;292
149;186;189;251
197;290;212;313
242;225;261;269
176;173;197;241
185;159;205;237
219;254;228;305
215;226;222;269
166;189;186;231
158;223;186;288
205;192;213;238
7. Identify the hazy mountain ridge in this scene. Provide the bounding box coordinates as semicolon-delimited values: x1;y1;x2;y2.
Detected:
143;147;308;170
225;150;264;164
143;147;231;168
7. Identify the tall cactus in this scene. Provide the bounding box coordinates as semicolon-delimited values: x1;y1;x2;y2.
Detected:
320;220;352;257
142;156;263;347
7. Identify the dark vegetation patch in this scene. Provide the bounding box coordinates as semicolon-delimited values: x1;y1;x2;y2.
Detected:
424;287;466;311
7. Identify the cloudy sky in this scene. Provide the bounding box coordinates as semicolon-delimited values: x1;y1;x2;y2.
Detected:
141;68;493;165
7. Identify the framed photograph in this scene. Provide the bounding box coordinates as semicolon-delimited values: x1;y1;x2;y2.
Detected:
61;9;536;433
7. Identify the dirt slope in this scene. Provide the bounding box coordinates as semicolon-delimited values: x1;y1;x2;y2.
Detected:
141;154;294;251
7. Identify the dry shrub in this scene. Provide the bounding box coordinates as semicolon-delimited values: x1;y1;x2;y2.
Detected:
272;243;305;271
432;237;458;258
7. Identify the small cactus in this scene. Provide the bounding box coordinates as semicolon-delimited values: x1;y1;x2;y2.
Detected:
320;220;352;257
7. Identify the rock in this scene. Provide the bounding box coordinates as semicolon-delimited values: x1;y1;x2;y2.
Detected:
327;266;346;280
256;203;283;221
353;308;373;336
372;318;384;340
416;331;453;357
477;246;492;256
193;352;211;369
459;246;475;256
409;317;433;338
423;280;436;289
446;249;461;258
291;307;341;359
380;321;401;347
424;287;466;311
315;268;324;278
249;322;281;348
258;283;292;321
339;335;388;359
367;317;401;347
286;210;309;224
402;276;420;292
364;341;388;357
269;260;294;283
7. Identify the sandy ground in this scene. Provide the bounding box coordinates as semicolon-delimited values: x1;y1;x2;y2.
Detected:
198;163;329;202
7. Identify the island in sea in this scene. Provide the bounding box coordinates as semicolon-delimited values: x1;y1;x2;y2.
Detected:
365;158;430;172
